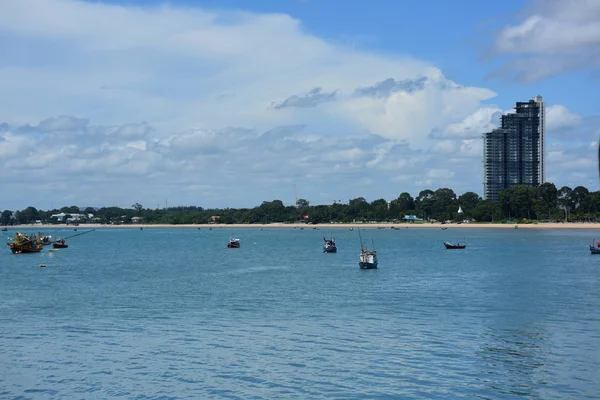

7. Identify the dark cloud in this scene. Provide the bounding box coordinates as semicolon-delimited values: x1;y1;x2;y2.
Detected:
271;87;337;109
354;77;428;98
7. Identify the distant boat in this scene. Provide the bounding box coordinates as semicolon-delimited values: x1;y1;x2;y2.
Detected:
323;237;337;253
444;241;466;249
358;228;378;269
38;233;53;246
590;239;600;254
227;238;240;248
53;239;68;249
1;227;7;231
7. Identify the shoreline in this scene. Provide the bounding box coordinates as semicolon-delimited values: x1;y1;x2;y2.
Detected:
4;222;600;230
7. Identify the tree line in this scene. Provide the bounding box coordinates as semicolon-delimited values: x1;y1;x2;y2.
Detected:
1;183;598;226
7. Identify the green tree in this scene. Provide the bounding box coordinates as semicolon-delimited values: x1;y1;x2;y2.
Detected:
1;210;12;226
415;190;435;220
132;203;144;213
472;200;500;222
371;199;389;221
457;191;480;220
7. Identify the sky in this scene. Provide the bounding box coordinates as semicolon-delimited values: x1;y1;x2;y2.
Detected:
1;0;599;210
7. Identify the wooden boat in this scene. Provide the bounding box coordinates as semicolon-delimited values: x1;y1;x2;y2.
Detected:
53;239;68;249
444;241;466;249
358;228;378;269
6;232;43;253
323;237;337;253
227;238;240;248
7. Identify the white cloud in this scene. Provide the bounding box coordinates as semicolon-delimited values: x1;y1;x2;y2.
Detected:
441;107;502;139
488;0;600;81
546;105;582;132
0;0;596;209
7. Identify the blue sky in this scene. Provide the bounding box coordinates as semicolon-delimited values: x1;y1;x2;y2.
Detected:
0;0;598;209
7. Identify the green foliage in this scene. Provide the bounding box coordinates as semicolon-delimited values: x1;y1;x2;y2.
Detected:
3;183;599;225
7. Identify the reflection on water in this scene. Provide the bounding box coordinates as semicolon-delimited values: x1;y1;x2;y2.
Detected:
478;327;548;397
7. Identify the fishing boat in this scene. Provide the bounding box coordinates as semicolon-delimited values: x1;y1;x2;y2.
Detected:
590;239;600;254
359;248;378;269
323;237;337;253
38;233;53;246
444;241;466;249
358;228;378;269
53;239;68;249
227;238;240;248
6;232;43;253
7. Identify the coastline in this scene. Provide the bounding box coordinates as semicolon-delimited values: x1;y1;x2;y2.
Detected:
5;222;600;230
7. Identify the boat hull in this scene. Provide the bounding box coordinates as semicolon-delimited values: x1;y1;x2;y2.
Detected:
7;243;43;253
359;262;378;269
444;242;466;249
590;246;600;254
53;243;68;249
323;246;337;253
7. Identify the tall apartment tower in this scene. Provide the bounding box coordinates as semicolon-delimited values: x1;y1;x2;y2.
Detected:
483;95;545;202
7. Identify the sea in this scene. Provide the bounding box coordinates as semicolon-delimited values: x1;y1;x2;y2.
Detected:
1;227;599;399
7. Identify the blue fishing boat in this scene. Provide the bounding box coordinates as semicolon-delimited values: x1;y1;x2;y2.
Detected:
323;237;337;253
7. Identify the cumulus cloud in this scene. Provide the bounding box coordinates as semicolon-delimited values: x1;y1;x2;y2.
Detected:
546;105;582;133
0;0;596;208
487;0;600;81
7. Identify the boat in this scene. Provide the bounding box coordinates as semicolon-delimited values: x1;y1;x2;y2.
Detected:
227;238;240;248
6;232;43;253
1;227;7;231
358;228;378;269
53;239;68;249
359;248;378;269
37;233;53;246
590;239;600;254
444;241;466;249
323;237;337;253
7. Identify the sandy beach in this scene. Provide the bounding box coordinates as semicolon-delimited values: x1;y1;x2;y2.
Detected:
6;222;600;230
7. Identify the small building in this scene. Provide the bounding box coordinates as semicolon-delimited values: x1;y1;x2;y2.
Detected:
403;215;423;222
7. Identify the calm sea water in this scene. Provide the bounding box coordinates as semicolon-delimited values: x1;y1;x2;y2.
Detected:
1;227;600;399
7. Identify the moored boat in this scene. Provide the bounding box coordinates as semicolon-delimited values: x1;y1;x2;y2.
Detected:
323;237;337;253
227;238;240;248
444;241;466;249
590;239;600;254
6;232;43;253
357;228;378;269
38;233;53;246
359;248;378;269
53;239;68;249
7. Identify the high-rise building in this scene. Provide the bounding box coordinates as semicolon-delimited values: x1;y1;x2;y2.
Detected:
483;95;545;202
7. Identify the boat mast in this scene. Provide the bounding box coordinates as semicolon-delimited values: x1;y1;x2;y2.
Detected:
358;227;364;250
